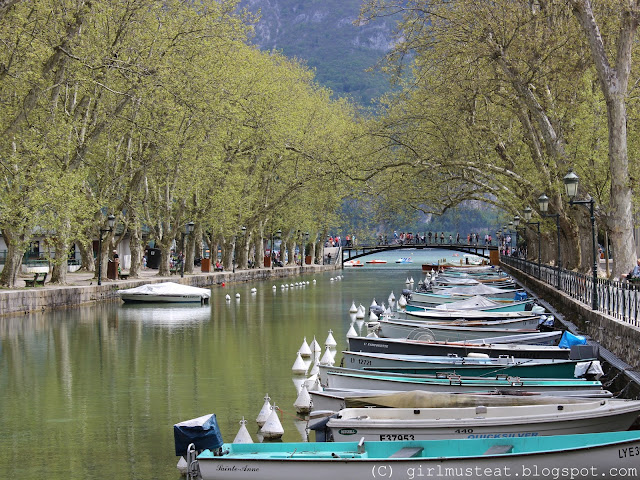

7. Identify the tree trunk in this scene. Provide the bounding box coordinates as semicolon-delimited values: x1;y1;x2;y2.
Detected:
77;239;95;272
0;228;25;287
129;222;142;278
50;239;68;285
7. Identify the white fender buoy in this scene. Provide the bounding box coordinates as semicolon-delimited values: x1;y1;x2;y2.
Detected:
370;298;378;308
225;294;231;301
256;394;271;427
325;329;337;348
293;384;312;414
290;283;294;287
319;345;335;365
398;295;407;308
292;352;308;375
298;337;312;358
369;311;378;321
310;336;321;356
260;405;284;439
235;293;240;299
410;277;414;283
233;417;253;444
177;457;188;474
312;279;316;284
349;301;358;313
356;305;365;319
389;291;396;302
272;285;277;290
330;277;335;282
405;277;411;284
309;359;320;376
346;323;358;338
251;287;257;293
307;376;322;392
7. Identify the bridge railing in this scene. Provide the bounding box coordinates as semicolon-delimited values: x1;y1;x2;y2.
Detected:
501;256;640;327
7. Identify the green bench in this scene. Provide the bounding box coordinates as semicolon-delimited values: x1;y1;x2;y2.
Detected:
25;272;47;287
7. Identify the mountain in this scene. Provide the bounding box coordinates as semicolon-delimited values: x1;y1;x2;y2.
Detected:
238;0;395;105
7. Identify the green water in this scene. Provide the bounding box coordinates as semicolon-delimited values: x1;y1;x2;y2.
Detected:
0;249;470;479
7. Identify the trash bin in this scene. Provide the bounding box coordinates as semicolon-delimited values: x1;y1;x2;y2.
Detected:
264;256;271;267
107;259;119;280
147;248;161;269
305;255;312;265
201;258;211;272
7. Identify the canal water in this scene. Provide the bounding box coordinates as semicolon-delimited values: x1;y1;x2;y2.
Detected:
0;248;480;479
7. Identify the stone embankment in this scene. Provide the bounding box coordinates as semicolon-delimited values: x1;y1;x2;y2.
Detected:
0;264;338;317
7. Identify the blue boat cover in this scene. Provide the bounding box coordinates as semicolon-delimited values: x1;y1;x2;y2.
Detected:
174;413;224;456
513;291;528;301
558;331;587;349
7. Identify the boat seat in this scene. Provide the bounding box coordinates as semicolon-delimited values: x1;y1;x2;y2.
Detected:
483;445;513;455
389;447;424;458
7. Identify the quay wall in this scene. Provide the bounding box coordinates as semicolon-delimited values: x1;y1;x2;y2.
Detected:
501;264;640;369
0;264;338;317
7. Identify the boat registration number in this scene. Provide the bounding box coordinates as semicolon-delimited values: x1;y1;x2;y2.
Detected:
379;434;415;441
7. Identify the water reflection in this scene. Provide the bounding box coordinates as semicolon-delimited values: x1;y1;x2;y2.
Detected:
117;303;212;328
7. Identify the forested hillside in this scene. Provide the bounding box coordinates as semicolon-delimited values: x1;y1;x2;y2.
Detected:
238;0;394;104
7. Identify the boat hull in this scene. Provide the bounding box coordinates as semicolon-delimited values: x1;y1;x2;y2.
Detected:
326;400;640;442
119;294;205;303
195;432;640;480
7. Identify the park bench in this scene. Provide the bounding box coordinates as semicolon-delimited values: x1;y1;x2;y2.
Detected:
118;271;130;280
25;272;47;287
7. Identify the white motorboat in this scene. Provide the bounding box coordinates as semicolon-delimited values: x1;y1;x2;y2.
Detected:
117;282;211;304
319;398;640;442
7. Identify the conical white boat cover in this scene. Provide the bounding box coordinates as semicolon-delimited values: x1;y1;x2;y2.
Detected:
256;394;271;427
260;406;284;439
346;323;358;338
370;298;378;307
435;277;480;285
325;329;337;347
349;301;358;313
434;295;502;311
432;284;511;296
117;282;210;299
292;352;308;375
293;384;311;413
298;337;312;357
233;417;253;444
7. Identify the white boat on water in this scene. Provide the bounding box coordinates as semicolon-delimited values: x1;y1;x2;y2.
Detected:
318;398;640;442
117;282;211;304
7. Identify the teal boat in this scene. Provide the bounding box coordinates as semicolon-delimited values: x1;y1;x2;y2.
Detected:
189;430;640;480
406;300;531;313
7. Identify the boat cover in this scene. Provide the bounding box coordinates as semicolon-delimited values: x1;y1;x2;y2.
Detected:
435;278;480;285
117;282;211;299
174;413;223;456
432;284;513;296
434;295;502;310
559;331;587;349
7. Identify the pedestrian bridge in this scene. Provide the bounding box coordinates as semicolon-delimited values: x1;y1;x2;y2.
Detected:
341;243;498;265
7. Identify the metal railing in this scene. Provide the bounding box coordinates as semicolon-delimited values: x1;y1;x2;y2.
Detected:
501;256;640;327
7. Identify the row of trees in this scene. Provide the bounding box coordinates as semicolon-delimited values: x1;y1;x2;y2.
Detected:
357;0;639;278
0;0;372;287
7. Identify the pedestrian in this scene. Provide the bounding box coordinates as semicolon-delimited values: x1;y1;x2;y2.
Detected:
440;232;444;244
456;232;460;244
428;231;432;243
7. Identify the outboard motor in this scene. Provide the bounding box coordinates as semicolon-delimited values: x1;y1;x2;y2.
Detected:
369;305;385;317
401;289;412;300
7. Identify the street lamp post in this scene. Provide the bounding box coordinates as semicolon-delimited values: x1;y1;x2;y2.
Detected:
563;169;598;310
97;214;116;286
302;232;309;266
523;207;541;279
180;221;194;278
538;194;562;290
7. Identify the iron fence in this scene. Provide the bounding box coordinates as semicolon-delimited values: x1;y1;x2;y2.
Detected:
501;256;640;327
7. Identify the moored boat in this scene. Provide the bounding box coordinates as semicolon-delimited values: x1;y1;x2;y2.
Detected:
117;282;210;304
319;398;640;442
190;429;640;480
